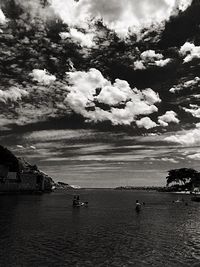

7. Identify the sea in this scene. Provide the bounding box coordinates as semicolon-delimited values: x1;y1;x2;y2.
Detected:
0;189;200;267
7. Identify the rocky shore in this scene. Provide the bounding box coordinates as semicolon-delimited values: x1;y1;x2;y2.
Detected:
0;145;54;194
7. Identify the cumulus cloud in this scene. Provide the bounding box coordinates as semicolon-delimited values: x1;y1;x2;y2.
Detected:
30;69;56;85
169;77;200;93
133;60;146;70
60;28;95;48
65;68;161;125
142;88;161;105
0;87;28;103
180;42;200;63
158;111;179;127
141;50;163;61
178;0;193;11
134;50;171;70
96;79;131;106
0;9;6;24
136;117;157;129
51;0;192;36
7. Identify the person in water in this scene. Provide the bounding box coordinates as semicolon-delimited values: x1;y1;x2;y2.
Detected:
73;195;80;206
135;200;141;212
73;196;77;206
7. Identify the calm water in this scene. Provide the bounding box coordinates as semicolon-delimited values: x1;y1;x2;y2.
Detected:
0;190;200;267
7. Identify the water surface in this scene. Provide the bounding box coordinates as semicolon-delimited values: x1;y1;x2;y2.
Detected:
0;190;200;266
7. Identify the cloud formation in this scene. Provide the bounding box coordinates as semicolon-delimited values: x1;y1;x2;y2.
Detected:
136;117;157;129
180;42;200;63
141;50;163;61
134;50;171;70
0;9;6;24
158;111;179;127
160;157;178;163
65;68;161;125
60;28;95;48
30;69;56;85
187;153;200;160
51;0;192;36
169;77;200;93
0;87;28;103
183;104;200;118
165;126;200;146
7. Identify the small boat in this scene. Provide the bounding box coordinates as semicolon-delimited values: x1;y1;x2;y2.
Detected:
73;201;88;207
175;199;181;203
72;195;88;207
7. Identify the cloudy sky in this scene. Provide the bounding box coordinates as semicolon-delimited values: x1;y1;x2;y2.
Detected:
0;0;200;187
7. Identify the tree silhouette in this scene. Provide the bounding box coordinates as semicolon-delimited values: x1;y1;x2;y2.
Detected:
166;168;199;188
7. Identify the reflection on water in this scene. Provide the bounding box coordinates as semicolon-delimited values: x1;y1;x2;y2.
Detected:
0;190;200;266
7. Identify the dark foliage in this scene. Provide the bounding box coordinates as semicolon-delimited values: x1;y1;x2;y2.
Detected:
166;168;200;189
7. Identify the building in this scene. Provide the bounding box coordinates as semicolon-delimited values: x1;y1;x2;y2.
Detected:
0;145;54;193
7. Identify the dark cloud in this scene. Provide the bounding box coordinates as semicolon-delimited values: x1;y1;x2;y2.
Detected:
159;0;200;48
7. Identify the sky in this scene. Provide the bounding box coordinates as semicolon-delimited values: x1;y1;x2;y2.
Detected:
0;0;200;187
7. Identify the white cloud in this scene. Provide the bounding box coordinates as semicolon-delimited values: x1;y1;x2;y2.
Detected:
154;58;171;67
60;28;95;48
96;79;132;106
0;9;6;24
158;111;179;127
51;0;192;37
183;104;200;118
141;50;163;61
180;42;200;63
25;129;97;142
65;68;161;125
133;60;146;70
134;50;171;70
187;153;200;160
31;69;56;85
169;77;200;93
164;128;200;146
0;87;28;103
178;0;193;11
142;88;161;105
184;77;200;87
160;157;179;163
136;117;157;129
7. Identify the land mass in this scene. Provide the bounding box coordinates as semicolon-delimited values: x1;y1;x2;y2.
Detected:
115;186;166;191
0;145;54;194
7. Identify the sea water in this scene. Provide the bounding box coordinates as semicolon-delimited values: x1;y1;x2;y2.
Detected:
0;189;199;267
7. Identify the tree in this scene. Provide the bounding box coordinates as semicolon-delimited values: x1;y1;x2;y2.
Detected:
166;168;199;188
